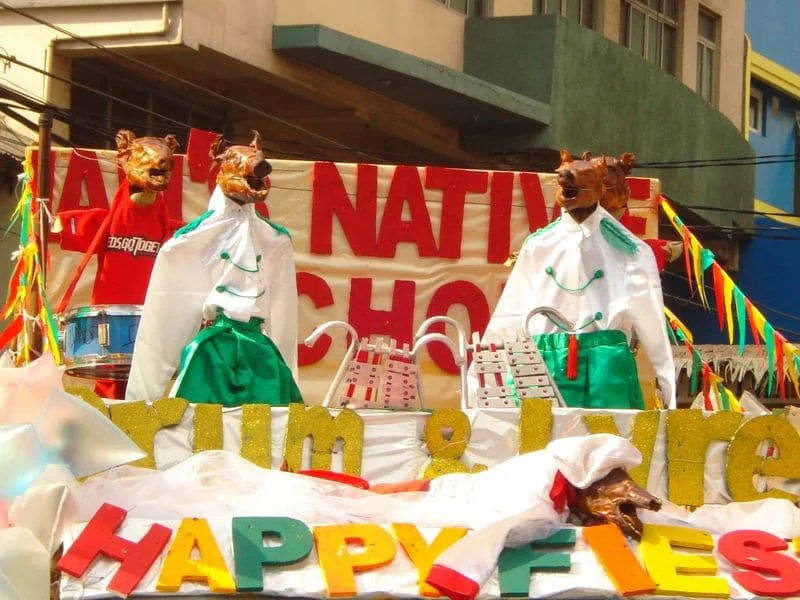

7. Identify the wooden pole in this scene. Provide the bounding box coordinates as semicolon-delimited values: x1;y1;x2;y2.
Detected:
23;112;53;360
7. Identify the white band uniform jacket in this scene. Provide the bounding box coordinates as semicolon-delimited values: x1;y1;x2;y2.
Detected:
126;186;298;403
476;205;676;408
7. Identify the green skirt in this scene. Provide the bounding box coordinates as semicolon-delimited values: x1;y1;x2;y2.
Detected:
534;330;644;410
173;313;303;407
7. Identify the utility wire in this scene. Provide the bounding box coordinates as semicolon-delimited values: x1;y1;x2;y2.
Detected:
663;271;800;324
0;1;387;164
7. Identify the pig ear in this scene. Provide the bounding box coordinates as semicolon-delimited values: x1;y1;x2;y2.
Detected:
250;130;262;151
593;155;608;176
580;150;593;161
619;152;635;173
560;149;575;164
209;135;228;163
164;134;180;153
115;130;135;164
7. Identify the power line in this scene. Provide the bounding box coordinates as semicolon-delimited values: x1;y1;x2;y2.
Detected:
663;271;800;324
0;1;387;164
663;292;800;339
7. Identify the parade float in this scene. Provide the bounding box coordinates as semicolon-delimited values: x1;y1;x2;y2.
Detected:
0;128;798;599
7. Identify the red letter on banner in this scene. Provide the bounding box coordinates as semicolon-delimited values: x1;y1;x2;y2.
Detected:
58;503;172;596
425;281;490;373
718;530;800;597
297;272;335;366
486;171;514;264
58;150;109;212
311;162;377;256
519;172;549;232
348;278;415;345
425;167;488;259
376;166;437;258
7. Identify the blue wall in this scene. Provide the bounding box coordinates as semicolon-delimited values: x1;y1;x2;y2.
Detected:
746;1;800;72
749;83;799;213
665;1;800;346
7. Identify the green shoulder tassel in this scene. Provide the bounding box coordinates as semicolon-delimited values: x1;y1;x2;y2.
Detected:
599;217;638;257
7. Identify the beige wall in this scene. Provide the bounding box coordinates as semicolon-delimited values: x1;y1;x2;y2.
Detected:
600;0;744;127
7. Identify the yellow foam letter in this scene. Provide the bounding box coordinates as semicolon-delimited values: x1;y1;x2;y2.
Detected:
156;517;236;593
313;524;396;597
639;524;729;597
392;524;468;596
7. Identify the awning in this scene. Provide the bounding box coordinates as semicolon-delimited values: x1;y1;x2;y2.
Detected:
272;24;551;129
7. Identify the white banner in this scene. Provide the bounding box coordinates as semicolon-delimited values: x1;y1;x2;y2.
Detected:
37;147;660;408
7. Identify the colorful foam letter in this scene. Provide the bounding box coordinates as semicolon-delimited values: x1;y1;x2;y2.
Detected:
57;503;172;596
232;517;313;592
392;524;468;597
718;530;800;597
313;524;396;597
583;524;655;596
639;524;729;597
497;529;576;597
156;517;236;593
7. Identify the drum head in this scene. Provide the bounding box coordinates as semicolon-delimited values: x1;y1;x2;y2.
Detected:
61;304;143;320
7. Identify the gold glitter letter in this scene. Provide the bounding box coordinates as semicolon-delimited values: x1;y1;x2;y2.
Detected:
240;405;271;468
584;411;660;488
519;399;552;454
283;405;364;475
193;404;223;452
108;398;189;469
726;415;800;503
666;409;743;507
423;408;485;478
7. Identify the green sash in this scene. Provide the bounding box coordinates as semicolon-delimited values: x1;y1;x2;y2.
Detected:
534;330;644;410
174;313;303;407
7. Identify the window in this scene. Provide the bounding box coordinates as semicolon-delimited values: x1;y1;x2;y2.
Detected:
436;0;482;16
621;0;678;75
69;59;228;150
696;9;718;104
749;87;763;135
534;0;596;28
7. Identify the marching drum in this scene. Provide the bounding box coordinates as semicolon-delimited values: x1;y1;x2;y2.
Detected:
59;305;142;379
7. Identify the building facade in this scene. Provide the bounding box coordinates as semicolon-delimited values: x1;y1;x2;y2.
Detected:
0;0;752;221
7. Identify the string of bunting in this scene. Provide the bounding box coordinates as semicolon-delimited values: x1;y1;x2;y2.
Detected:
0;148;61;365
660;195;800;399
664;307;742;412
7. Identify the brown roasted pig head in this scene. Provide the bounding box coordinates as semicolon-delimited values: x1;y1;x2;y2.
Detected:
598;152;635;215
572;468;662;540
116;129;179;204
211;131;272;205
555;150;606;219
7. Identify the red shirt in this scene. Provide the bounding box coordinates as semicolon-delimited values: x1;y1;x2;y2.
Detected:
58;181;182;305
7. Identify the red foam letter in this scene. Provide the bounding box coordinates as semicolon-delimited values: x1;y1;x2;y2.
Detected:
58;503;172;596
376;166;437;258
519;172;549;232
348;278;415;346
718;530;800;597
486;171;514;264
425;167;488;259
425;281;490;373
312;162;377;256
297;271;335;366
58;150;109;212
